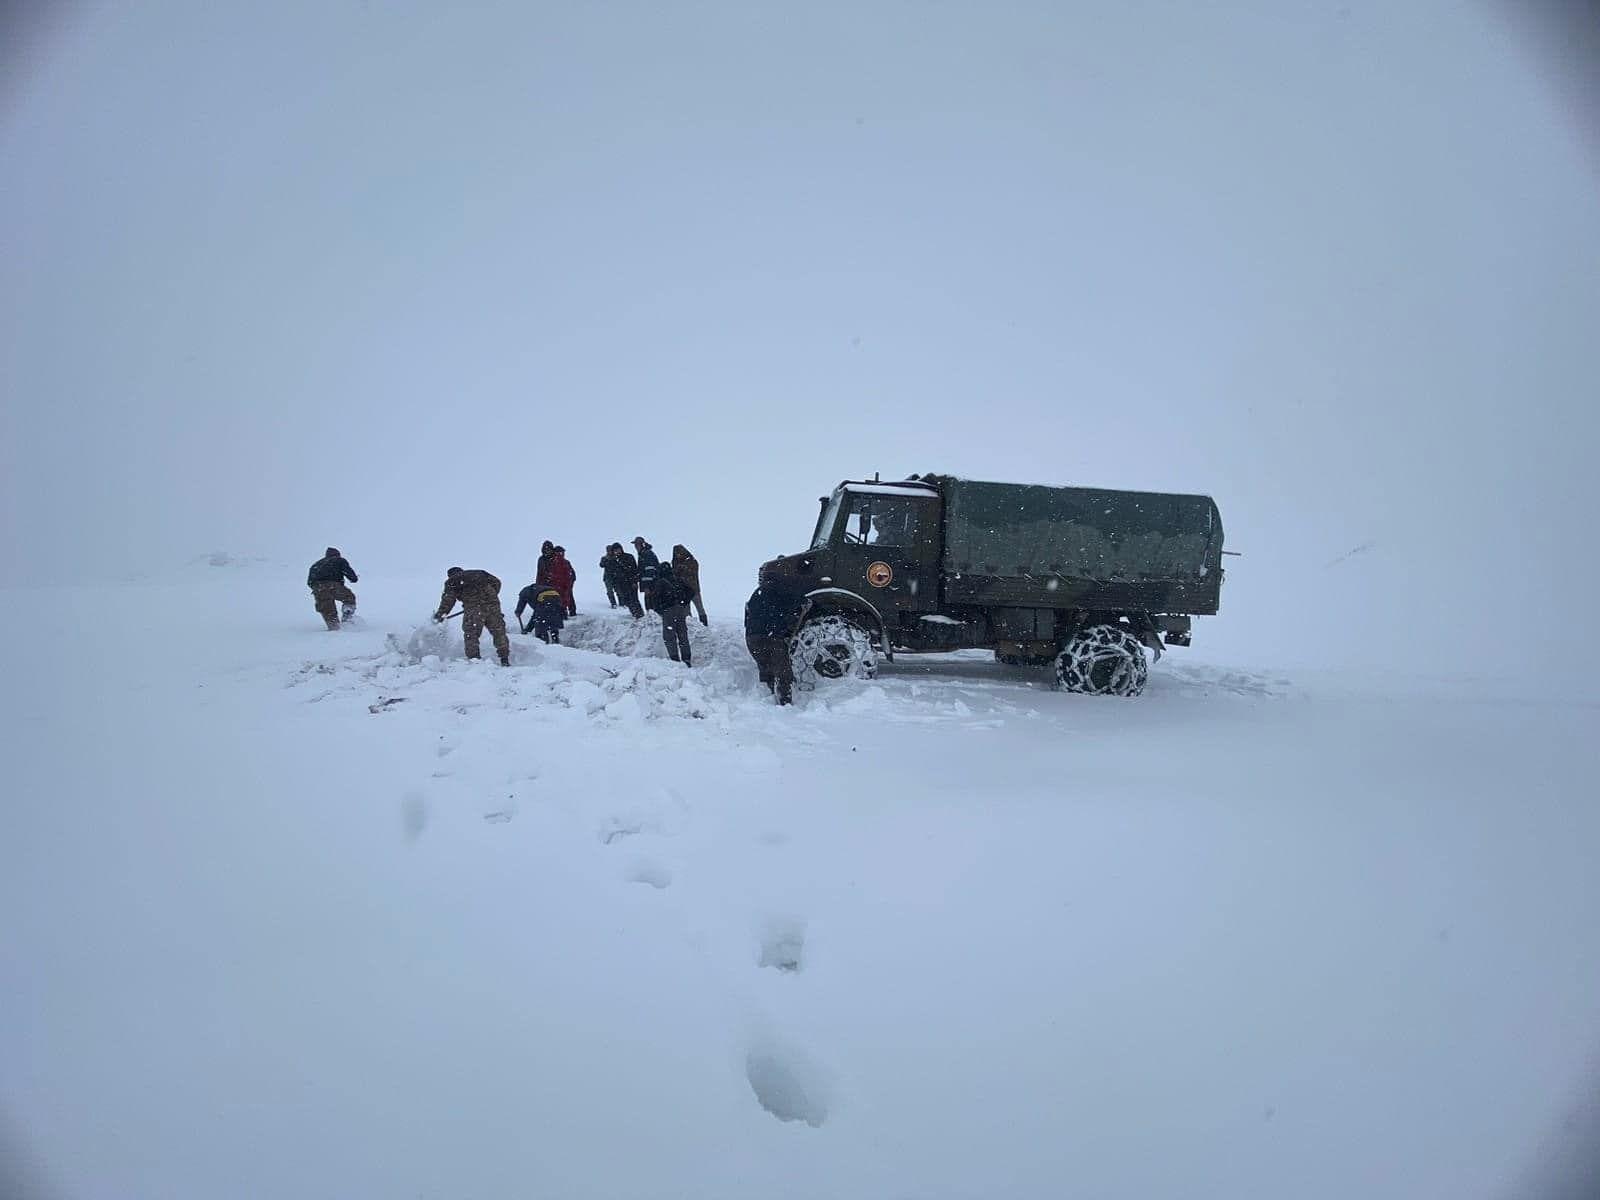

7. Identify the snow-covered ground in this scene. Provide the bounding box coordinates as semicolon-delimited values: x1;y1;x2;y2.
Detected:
4;562;1598;1199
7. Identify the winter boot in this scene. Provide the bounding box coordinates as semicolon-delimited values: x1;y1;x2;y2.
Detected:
498;652;511;667
341;604;356;622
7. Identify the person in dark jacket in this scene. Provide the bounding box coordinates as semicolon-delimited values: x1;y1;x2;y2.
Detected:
307;547;359;630
433;567;511;665
535;541;556;587
744;575;807;705
652;562;695;666
549;546;577;616
671;544;709;625
632;537;660;610
599;546;621;608
608;544;643;618
516;583;567;644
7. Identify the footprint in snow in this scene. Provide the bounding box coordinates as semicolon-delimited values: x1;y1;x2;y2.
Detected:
759;917;806;973
625;860;672;889
745;1039;829;1127
400;791;429;842
481;788;520;823
600;820;642;845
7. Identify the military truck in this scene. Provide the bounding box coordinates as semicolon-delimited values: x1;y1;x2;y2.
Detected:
760;474;1225;696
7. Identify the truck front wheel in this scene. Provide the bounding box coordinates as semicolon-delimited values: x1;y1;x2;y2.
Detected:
1055;624;1148;697
791;615;878;686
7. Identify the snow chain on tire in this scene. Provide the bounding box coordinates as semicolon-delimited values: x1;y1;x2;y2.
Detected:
791;615;878;689
1055;624;1149;697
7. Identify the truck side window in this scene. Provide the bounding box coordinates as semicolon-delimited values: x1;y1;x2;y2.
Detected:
844;496;922;548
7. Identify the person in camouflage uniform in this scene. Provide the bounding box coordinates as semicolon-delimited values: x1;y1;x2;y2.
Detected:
433;567;511;665
307;547;358;630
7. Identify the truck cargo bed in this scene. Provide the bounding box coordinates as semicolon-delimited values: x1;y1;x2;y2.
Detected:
936;478;1223;615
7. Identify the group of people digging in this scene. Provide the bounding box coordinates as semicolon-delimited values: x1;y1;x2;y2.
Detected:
304;538;752;683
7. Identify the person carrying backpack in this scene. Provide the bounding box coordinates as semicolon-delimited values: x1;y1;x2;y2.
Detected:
671;544;709;625
652;561;695;667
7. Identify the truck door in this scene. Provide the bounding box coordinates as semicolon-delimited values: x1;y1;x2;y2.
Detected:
838;491;940;616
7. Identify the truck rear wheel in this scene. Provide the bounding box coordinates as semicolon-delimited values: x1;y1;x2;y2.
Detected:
791;615;878;686
1055;624;1148;697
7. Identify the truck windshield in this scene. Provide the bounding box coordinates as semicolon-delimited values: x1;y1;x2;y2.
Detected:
811;490;845;549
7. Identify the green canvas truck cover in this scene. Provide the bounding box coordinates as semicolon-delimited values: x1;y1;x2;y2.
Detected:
937;477;1223;612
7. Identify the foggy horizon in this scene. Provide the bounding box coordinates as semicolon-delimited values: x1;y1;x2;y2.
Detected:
6;2;1598;677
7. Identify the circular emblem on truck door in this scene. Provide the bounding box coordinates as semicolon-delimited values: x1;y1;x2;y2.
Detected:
867;561;893;588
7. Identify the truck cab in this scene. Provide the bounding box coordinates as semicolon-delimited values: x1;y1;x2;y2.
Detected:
806;481;942;623
759;479;947;677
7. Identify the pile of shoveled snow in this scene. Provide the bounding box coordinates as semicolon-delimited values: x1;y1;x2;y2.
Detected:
560;610;748;666
391;609;747;668
285;610;796;730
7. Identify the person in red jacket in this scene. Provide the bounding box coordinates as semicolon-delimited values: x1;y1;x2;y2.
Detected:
548;546;578;616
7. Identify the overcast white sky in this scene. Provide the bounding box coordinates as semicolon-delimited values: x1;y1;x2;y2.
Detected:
3;0;1596;675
